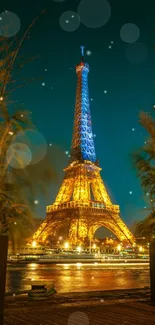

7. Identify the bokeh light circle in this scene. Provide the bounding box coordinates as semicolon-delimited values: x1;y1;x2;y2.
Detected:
77;0;111;29
11;130;47;165
6;143;32;169
120;23;140;43
59;11;80;32
126;42;148;65
68;312;89;325
0;11;20;37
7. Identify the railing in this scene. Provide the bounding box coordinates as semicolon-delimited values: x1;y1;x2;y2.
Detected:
46;201;120;213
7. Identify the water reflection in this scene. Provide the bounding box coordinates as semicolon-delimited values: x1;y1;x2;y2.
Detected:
6;263;150;293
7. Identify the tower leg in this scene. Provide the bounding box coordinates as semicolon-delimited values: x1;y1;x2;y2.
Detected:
69;219;88;245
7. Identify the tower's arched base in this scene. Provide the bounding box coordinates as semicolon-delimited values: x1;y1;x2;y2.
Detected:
32;205;135;246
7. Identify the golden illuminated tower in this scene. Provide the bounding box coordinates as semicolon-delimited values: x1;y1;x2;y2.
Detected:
32;47;135;246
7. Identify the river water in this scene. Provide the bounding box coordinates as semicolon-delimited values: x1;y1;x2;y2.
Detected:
6;263;150;294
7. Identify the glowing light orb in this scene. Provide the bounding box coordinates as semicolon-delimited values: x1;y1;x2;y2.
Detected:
117;244;121;251
64;242;69;249
77;246;82;253
0;11;20;37
78;0;111;29
59;11;80;32
6;143;32;169
68;312;89;325
120;23;140;44
32;241;37;248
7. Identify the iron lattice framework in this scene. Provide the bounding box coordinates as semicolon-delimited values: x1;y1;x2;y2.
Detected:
32;48;135;246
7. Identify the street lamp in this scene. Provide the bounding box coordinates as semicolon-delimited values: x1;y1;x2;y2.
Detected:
64;242;69;249
117;244;121;251
77;246;82;253
32;241;37;248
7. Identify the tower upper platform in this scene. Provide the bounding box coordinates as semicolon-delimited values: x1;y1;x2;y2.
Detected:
70;46;97;163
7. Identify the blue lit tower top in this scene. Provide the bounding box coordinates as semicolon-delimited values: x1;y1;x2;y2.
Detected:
70;46;97;163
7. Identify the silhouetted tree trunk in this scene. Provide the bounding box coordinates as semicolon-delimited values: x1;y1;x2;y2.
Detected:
150;238;155;304
0;235;8;325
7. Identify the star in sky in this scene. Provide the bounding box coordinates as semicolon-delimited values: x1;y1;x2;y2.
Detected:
86;50;92;56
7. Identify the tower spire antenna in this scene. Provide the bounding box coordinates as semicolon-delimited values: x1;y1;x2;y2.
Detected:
80;45;85;62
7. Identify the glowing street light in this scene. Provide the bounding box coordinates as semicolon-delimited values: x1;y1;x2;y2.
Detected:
32;240;37;248
64;242;69;249
139;246;143;252
77;246;82;253
117;244;121;251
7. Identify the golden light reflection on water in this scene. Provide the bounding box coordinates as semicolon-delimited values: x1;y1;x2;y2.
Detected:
6;263;150;294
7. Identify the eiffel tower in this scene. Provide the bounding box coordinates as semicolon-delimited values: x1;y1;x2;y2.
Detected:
32;47;135;246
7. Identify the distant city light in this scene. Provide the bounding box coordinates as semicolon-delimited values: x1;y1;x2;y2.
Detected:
32;241;37;248
117;244;121;251
21;114;23;117
65;151;69;155
8;131;14;135
64;242;69;249
104;90;107;94
129;191;132;195
111;41;114;44
65;20;69;24
0;96;3;101
139;246;143;252
77;246;82;253
108;45;112;49
92;244;96;249
132;128;135;131
34;200;39;205
42;82;45;86
49;143;52;146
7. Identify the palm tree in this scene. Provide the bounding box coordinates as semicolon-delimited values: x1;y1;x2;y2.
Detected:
132;109;155;239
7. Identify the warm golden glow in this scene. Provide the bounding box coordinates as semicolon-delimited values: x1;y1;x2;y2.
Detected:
32;57;135;247
64;242;69;249
117;244;121;251
92;244;96;249
77;246;82;253
32;240;37;248
139;246;143;252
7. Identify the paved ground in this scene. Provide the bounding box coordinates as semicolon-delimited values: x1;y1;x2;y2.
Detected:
3;288;155;325
4;301;155;325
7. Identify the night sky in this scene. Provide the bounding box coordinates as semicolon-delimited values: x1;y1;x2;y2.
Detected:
1;0;155;227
